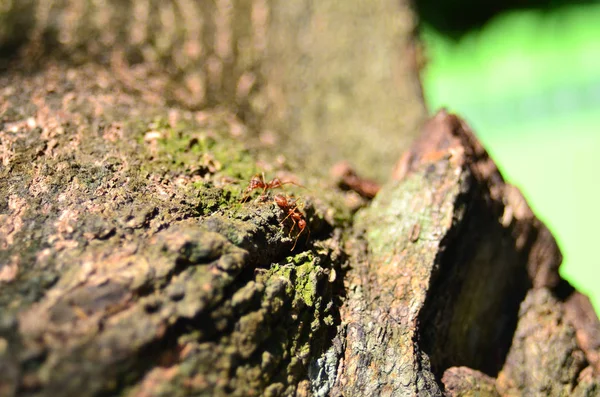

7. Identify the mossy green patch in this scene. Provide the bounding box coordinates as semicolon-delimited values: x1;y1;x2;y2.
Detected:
288;251;314;266
263;264;294;295
146;115;258;180
127;113;267;222
194;185;238;215
295;261;320;308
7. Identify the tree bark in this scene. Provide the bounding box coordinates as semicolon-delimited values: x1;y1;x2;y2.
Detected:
331;112;600;396
1;2;599;397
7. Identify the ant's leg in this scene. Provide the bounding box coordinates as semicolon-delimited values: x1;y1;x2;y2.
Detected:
240;185;252;202
278;200;300;224
291;223;305;251
261;172;268;196
281;181;306;190
288;217;297;236
280;210;294;225
291;234;299;251
278;210;298;240
241;188;255;203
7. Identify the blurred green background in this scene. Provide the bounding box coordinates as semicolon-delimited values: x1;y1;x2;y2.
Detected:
418;1;600;313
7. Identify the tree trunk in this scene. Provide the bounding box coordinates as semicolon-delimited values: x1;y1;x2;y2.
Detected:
0;1;598;397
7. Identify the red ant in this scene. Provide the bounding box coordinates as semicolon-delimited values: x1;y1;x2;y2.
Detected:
273;194;310;250
241;173;303;202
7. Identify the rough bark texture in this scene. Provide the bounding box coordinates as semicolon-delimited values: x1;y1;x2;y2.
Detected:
0;61;353;397
1;1;600;397
328;111;600;396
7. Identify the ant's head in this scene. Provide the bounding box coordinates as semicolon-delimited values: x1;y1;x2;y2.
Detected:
247;174;265;188
273;194;288;207
269;178;283;189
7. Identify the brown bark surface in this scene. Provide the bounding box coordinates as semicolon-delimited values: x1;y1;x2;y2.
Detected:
1;2;599;397
329;111;600;396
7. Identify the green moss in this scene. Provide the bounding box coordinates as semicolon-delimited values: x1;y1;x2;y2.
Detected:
263;252;322;308
295;262;319;308
289;251;314;266
146;115;258;180
264;264;294;295
134;113;254;176
127;113;266;221
297;341;311;359
257;256;324;320
195;185;236;215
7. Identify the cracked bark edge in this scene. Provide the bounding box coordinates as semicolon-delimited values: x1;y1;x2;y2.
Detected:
331;110;599;395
